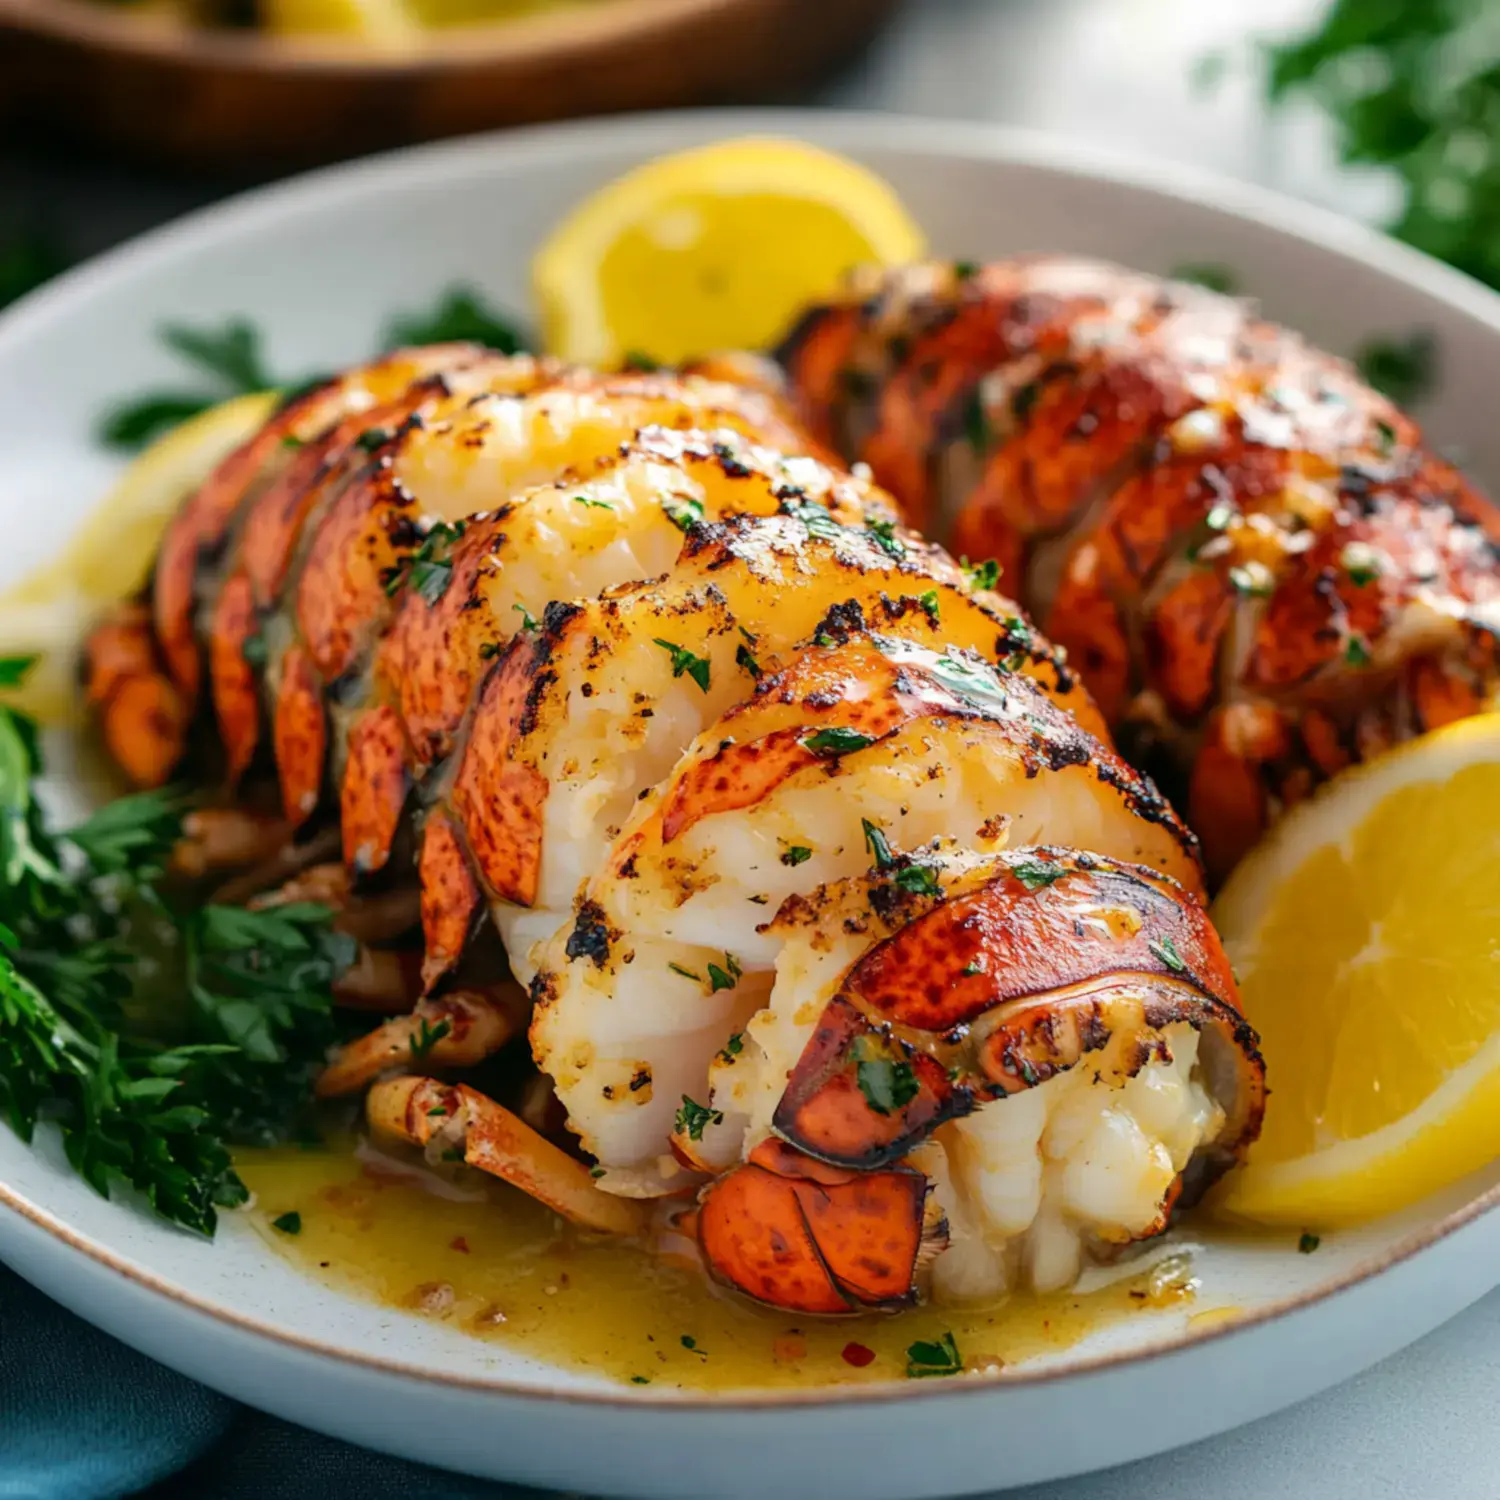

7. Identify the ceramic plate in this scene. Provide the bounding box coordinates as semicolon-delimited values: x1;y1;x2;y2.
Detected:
5;111;1500;1500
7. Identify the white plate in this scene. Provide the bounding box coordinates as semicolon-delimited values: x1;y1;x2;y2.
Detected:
5;110;1500;1500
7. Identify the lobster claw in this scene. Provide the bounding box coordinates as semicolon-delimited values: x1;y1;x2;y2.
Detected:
696;1138;942;1315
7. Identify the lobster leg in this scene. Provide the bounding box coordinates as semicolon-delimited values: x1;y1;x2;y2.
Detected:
315;983;528;1098
366;1075;648;1236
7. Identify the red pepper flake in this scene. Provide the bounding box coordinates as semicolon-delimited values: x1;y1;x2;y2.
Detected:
841;1341;877;1368
450;1236;471;1254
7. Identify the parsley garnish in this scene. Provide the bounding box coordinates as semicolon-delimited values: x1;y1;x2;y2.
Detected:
905;1332;963;1378
781;845;813;866
668;963;703;983
862;818;895;871
0;673;355;1235
1354;334;1435;407
662;493;704;532
865;516;905;559
98;318;280;450
393;520;463;606
781;498;848;545
857;1054;920;1116
917;590;940;623
1298;1231;1321;1254
953;260;979;281
653;639;711;694
893;864;942;898
717;1033;745;1064
675;1097;723;1141
1340;543;1384;587
801;726;875;757
1149;936;1187;973
963;388;991;453
512;603;539;632
356;425;393;453
736;643;761;679
272;1211;302;1235
1013;858;1067;891
241;631;267;669
574;494;615;511
408;1015;452;1063
963;557;1000;592
383;286;527;354
706;954;742;993
1344;634;1372;668
1171;263;1238;294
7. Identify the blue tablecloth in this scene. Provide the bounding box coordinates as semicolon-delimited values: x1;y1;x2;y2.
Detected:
0;1263;546;1500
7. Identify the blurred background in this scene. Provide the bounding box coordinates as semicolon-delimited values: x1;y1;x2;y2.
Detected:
1;0;1495;305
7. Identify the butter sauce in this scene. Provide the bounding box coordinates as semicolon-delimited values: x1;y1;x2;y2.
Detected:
238;1138;1200;1391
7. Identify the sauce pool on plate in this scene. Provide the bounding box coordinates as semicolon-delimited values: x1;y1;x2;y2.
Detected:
237;1137;1204;1390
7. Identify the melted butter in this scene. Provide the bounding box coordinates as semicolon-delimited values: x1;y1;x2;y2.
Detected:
237;1140;1199;1391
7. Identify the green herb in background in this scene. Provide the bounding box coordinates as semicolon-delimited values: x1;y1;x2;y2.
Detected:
0;656;353;1233
0;229;68;311
1267;0;1500;295
384;285;528;354
97;286;531;452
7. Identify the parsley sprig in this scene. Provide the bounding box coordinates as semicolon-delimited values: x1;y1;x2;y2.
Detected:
0;659;354;1232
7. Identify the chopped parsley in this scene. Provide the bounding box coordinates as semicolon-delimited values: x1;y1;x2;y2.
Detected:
512;602;539;632
905;1332;963;1378
917;590;941;623
963;557;1000;592
396;520;464;606
706;954;742;993
865;515;905;559
1344;634;1372;668
1149;936;1187;973
1013;858;1067;892
668;963;703;983
781;845;814;866
662;493;705;532
1171;263;1238;295
802;726;876;757
653;639;711;694
781;498;848;545
1340;543;1384;587
356;425;393;452
736;643;761;679
573;494;615;511
963;388;991;454
1298;1231;1321;1254
383;286;527;354
1354;334;1435;407
241;633;268;668
862;818;895;871
271;1211;302;1235
675;1098;722;1142
893;863;943;898
408;1014;452;1062
855;1042;921;1117
717;1033;745;1064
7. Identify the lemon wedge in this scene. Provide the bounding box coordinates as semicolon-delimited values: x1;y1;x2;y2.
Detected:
1212;715;1500;1227
262;0;417;42
533;136;927;366
0;390;277;725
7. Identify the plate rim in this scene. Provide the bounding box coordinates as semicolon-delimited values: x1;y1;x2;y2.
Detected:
4;105;1500;1411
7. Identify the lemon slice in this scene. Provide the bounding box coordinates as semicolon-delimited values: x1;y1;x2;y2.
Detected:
1212;715;1500;1227
533;136;927;366
0;390;277;724
262;0;417;41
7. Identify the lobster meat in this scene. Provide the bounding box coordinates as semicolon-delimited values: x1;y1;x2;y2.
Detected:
782;257;1500;879
83;336;1264;1314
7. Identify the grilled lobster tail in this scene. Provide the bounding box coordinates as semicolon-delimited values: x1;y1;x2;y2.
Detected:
83;343;1264;1314
781;256;1500;879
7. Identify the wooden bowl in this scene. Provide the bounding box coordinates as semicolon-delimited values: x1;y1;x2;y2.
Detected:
0;0;901;171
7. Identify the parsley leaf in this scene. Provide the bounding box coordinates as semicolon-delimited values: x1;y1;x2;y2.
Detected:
801;726;875;757
1149;935;1187;973
653;639;711;693
1012;858;1067;892
963;557;1000;592
862;818;895;871
905;1332;963;1378
384;287;527;354
706;954;742;993
781;845;813;866
854;1037;920;1117
675;1096;723;1141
